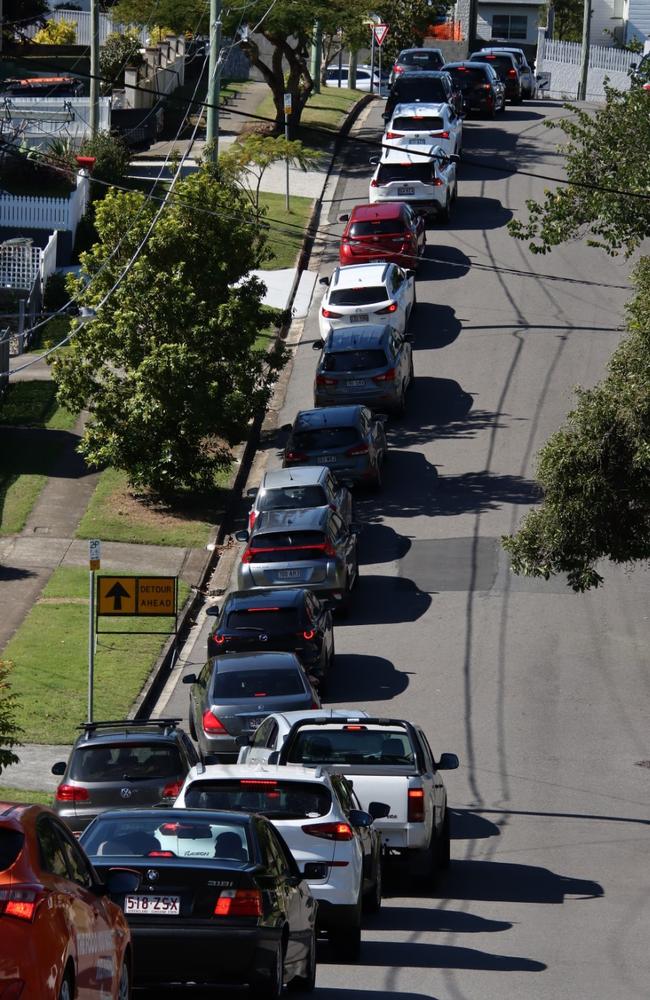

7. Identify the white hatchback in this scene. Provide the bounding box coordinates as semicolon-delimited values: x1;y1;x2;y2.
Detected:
383;101;463;156
369;144;458;222
318;262;416;340
175;762;386;959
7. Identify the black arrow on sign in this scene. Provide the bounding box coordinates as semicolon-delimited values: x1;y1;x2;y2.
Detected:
105;582;131;611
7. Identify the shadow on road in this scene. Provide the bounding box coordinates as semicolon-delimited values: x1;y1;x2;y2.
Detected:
418;244;472;282
409;304;463;350
344;573;432;624
343;939;545;971
367;904;511;934
450;807;502;840
442;858;604;904
357;521;411;565
326;652;412;702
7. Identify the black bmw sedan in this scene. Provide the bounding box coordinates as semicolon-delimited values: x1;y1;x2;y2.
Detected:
81;807;318;995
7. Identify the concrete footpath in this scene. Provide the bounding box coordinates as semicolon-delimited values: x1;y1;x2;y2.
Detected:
0;91;375;792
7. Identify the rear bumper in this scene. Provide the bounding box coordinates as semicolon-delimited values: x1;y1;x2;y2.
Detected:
314;389;399;411
130;923;282;984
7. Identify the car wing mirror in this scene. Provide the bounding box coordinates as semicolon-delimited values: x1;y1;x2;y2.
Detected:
234;529;249;542
182;673;197;684
51;760;67;776
312;340;323;351
348;808;373;827
449;154;460;164
369;154;379;165
319;276;330;286
280;422;292;432
246;487;258;498
303;861;328;879
338;213;350;223
437;752;460;770
267;750;280;764
205;604;219;617
368;800;391;820
375;413;389;423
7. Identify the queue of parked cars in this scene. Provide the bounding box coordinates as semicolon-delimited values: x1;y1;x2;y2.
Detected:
2;45;543;994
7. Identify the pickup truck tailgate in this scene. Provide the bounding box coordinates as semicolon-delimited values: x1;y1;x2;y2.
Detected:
336;771;411;830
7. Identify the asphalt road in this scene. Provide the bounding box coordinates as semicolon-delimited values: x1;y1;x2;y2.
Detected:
153;99;650;1000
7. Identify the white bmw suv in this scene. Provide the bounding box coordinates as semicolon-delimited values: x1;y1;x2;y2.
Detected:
318;261;416;340
175;762;387;959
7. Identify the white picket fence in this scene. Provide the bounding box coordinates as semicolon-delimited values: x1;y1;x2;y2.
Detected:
0;172;89;239
536;35;636;100
27;9;148;46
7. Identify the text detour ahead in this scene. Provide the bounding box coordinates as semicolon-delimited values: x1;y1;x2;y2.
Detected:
97;576;177;617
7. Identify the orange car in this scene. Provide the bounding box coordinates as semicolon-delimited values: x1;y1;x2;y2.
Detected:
0;801;134;999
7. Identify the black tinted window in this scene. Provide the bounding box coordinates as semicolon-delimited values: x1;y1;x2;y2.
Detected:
401;51;443;69
258;485;327;511
377;163;434;184
471;55;515;75
349;219;404;236
212;668;304;698
292;427;359;450
0;829;24;870
392;115;444;131
324;350;387;372
69;743;183;781
288;728;415;764
184;779;331;817
329;286;388;306
226;608;301;630
38;820;69;877
394;79;447;102
448;66;490;85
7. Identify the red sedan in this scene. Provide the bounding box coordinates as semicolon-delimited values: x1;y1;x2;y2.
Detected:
0;801;133;999
338;201;426;270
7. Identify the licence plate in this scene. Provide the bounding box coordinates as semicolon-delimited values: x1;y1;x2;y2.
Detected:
407;137;426;144
277;568;305;579
317;455;337;463
125;895;180;915
397;186;415;196
348;313;369;323
347;379;366;387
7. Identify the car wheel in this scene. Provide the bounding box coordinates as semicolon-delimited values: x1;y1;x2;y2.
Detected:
252;943;284;999
440;195;451;225
499;97;507;113
329;904;362;961
188;709;197;741
59;975;73;1000
394;386;407;416
363;851;383;914
287;929;317;993
118;961;131;1000
371;460;382;491
409;356;414;382
439;808;451;869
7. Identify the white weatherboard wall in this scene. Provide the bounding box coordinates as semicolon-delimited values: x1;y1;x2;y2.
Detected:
536;37;636;99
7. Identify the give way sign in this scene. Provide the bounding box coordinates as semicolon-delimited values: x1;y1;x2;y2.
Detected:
373;24;389;46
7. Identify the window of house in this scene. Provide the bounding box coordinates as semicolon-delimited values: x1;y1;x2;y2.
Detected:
492;14;528;40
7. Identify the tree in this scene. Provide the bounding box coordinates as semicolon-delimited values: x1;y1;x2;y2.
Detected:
32;18;77;44
504;80;650;590
1;0;47;49
374;0;452;65
220;135;320;213
99;30;144;93
111;0;206;35
78;131;131;191
508;81;650;258
548;0;583;42
53;167;286;494
0;661;22;774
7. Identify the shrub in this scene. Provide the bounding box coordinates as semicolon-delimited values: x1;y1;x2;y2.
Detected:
78;131;131;192
32;19;76;44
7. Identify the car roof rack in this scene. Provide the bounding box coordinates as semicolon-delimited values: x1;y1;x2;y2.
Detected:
78;718;182;740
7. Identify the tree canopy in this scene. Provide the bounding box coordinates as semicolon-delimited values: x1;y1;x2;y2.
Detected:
2;0;47;48
53;167;286;494
0;661;22;774
220;135;320;212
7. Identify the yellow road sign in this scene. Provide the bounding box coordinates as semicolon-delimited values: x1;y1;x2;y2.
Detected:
97;576;176;616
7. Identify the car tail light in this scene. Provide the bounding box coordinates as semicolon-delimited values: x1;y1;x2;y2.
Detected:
213;633;227;646
148;850;175;857
432;178;443;187
161;779;183;799
0;981;25;999
321;308;342;319
394;65;403;75
285;450;307;463
376;302;398;314
202;709;227;734
55;784;89;802
240;547;254;563
482;84;492;91
430;130;450;139
214;888;263;917
316;374;337;386
373;367;396;383
370;179;378;188
0;887;45;923
302;629;315;640
248;510;257;531
385;130;401;139
343;724;367;730
507;68;517;78
302;822;354;841
240;779;278;787
408;787;425;822
346;441;369;456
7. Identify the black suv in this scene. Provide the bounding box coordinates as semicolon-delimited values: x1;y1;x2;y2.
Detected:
443;61;506;116
207;587;335;692
383;70;464;121
468;50;522;103
390;47;445;85
51;718;199;834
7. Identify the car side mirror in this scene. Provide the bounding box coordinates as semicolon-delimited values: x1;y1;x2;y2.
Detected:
406;269;416;279
281;423;292;432
205;604;219;617
319;276;330;286
449;153;460;164
303;861;328;879
375;413;389;423
338;213;350;223
348;808;374;828
369;155;379;165
234;529;249;542
312;340;323;351
368;800;391;820
182;673;197;685
437;752;459;770
51;761;67;776
246;487;258;498
104;868;141;897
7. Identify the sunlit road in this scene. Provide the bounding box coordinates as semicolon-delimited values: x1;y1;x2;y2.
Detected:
155;99;650;1000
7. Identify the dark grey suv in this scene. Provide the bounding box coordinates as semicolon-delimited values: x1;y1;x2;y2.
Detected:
51;718;199;834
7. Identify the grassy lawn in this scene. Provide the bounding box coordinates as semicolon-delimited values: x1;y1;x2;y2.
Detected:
0;787;52;805
256;88;366;145
4;567;190;744
0;381;77;536
76;467;226;548
259;192;313;269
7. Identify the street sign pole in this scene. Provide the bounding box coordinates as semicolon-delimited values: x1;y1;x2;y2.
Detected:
370;30;375;95
88;540;101;723
284;92;292;211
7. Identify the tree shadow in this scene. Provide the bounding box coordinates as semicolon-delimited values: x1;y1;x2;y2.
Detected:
326;652;412;702
418;244;472;282
384;377;503;448
0;565;37;582
409;303;463;350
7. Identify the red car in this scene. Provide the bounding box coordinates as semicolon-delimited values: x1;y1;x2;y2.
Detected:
0;801;134;999
338;201;426;270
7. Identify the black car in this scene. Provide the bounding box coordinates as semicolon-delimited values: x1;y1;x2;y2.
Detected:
51;719;200;834
389;47;444;86
81;807;318;994
383;70;464;121
207;587;335;692
468;50;522;103
442;61;506;116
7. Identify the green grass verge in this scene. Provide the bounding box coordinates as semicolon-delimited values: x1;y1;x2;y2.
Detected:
0;381;77;536
0;787;52;805
4;567;190;744
76;467;222;548
258;192;314;270
255;87;365;142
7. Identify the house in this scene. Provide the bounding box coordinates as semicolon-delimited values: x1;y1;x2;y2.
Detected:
476;0;541;46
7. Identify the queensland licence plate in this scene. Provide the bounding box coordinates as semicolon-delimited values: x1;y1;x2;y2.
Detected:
397;186;415;196
317;455;337;463
408;137;426;144
348;313;369;323
125;895;180;915
347;379;366;387
277;568;305;579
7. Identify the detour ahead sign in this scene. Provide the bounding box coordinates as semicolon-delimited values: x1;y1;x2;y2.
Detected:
97;576;177;617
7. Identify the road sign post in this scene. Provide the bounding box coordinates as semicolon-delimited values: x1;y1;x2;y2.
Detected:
88;540;100;722
284;92;292;211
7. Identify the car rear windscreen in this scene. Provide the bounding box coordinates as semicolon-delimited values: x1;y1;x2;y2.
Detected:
184;779;331;818
226;607;301;630
212;668;305;698
377;163;433;184
69;743;183;782
324;350;387;372
0;829;24;870
248;530;328;563
258;485;327;512
401;52;443;69
471;55;514;75
329;286;388;306
82;817;251;862
448;66;490;86
392;115;444;131
292;426;359;450
349;219;403;236
287;728;415;765
393;79;447;103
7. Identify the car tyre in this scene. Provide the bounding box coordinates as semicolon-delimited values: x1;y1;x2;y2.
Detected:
363;851;383;914
439;807;451;869
394;386;407;416
499;96;507;114
118;961;131;1000
288;929;317;993
329;903;362;961
59;975;73;1000
188;709;197;741
440;195;451;224
252;942;284;999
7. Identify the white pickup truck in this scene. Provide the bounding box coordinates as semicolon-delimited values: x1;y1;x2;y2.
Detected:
243;715;459;882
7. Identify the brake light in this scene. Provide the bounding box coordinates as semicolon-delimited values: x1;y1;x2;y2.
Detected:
285;450;307;463
241;779;278;787
408;787;425;822
486;55;496;60
385;130;401;139
376;302;398;314
322;308;342;319
241;547;253;563
394;65;404;74
316;374;337;386
302;822;354;841
432;178;444;187
202;709;227;734
162;779;183;799
0;888;44;923
507;68;517;78
344;724;366;730
370;179;378;187
248;509;257;531
373;367;396;383
302;629;315;640
148;850;175;857
430;130;450;139
482;84;492;91
214;888;263;917
214;633;227;645
346;442;369;456
55;784;89;802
